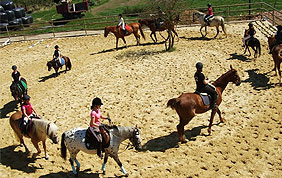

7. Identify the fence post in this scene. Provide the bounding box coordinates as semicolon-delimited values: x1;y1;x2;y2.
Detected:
272;9;275;25
227;5;230;22
84;19;87;35
51;20;55;38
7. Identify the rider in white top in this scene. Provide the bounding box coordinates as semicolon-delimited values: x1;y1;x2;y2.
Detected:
117;14;125;31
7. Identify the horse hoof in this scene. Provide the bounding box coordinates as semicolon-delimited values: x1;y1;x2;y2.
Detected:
125;173;129;177
103;171;106;175
45;155;49;160
181;139;188;144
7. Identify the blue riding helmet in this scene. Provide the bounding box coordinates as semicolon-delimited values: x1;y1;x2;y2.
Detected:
12;65;17;70
23;94;30;101
196;62;203;70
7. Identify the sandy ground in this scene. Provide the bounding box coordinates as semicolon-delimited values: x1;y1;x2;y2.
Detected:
0;23;281;178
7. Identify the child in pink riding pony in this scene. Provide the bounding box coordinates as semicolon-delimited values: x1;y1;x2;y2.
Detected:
21;94;39;133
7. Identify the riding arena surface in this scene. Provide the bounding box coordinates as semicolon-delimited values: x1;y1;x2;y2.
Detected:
0;23;281;177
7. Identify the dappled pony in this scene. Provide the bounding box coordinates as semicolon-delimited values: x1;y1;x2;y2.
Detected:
9;110;59;159
193;11;227;38
47;56;72;76
167;65;241;143
104;22;145;49
243;29;261;58
138;18;178;43
268;36;282;85
61;125;142;176
10;78;27;103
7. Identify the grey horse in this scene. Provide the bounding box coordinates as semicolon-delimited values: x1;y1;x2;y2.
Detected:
193;11;227;38
61;125;142;176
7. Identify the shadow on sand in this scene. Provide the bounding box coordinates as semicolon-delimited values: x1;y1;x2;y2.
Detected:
39;71;65;82
242;69;276;90
0;100;18;119
227;52;251;62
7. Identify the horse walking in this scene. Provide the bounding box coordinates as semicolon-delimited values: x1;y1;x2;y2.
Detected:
61;125;142;176
9;110;59;159
104;23;145;49
243;29;261;58
10;78;27;103
138;18;178;43
167;65;241;143
193;11;227;38
47;56;72;76
268;36;282;85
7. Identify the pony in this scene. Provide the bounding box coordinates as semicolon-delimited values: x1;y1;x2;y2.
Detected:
9;110;59;159
243;29;261;58
61;125;142;176
268;36;282;85
10;78;27;103
193;11;227;38
167;65;241;143
47;56;72;76
104;22;145;49
138;18;178;43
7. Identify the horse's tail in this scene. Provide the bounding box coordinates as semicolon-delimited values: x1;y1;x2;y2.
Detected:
67;57;72;70
138;23;146;40
61;132;67;160
167;98;179;110
221;18;227;36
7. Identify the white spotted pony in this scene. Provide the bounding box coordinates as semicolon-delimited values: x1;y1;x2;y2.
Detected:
61;125;142;176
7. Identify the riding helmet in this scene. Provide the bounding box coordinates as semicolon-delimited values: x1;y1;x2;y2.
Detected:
118;14;122;17
248;22;254;27
92;97;103;106
207;3;212;7
55;45;59;49
23;94;30;101
12;65;17;70
277;25;282;32
196;62;203;70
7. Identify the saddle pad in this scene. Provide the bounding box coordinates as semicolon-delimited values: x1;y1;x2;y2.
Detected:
195;91;211;106
59;57;65;65
125;24;131;31
85;127;100;150
20;79;27;90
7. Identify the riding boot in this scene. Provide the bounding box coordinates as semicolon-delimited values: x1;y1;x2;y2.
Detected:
56;60;61;68
97;143;103;159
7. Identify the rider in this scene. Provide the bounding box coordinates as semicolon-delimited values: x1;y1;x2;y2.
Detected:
242;22;256;47
89;97;110;159
11;65;26;94
269;25;282;54
53;45;62;68
21;94;39;134
194;62;218;110
117;14;127;35
156;6;165;29
204;3;214;26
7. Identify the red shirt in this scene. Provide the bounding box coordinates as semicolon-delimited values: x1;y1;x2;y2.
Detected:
208;7;213;15
22;103;33;116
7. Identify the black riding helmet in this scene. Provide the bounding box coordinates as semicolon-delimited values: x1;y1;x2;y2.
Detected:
55;45;59;49
23;94;30;101
277;25;282;32
196;62;203;70
118;14;122;17
12;65;17;70
248;22;254;27
208;3;212;7
92;97;103;106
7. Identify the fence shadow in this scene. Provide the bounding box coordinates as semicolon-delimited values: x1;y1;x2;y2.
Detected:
0;100;18;119
0;145;40;173
242;69;275;90
227;52;251;62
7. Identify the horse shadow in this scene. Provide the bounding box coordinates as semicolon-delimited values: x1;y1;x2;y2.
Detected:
180;36;212;41
38;71;65;82
0;145;40;173
39;169;100;178
227;53;250;62
242;69;275;90
142;124;220;152
0;100;18;118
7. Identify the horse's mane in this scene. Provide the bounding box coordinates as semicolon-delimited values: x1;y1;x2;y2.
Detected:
32;119;56;140
213;69;236;87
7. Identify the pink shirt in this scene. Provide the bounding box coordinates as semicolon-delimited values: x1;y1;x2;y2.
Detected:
90;109;102;127
21;103;33;116
208;7;213;15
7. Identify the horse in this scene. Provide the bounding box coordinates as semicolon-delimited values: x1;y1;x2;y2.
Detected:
104;22;145;49
193;11;227;38
61;125;142;176
138;18;178;43
9;110;59;159
47;56;72;76
243;29;261;58
167;65;241;143
268;36;282;85
10;78;27;103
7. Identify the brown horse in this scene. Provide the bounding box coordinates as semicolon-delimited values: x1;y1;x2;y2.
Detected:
104;23;145;49
9;111;59;159
138;18;178;43
243;30;261;58
268;36;282;85
167;65;241;143
47;56;72;76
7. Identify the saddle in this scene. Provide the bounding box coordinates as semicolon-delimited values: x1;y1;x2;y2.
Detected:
85;125;111;150
19;118;33;135
195;91;212;106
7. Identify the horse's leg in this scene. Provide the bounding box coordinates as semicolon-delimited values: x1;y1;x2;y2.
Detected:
42;140;49;160
207;109;217;135
116;38;119;49
200;26;204;37
247;47;251;57
150;32;156;43
121;37;127;48
102;152;109;175
277;62;281;85
134;32;140;45
252;46;257;58
69;151;80;175
172;28;179;41
217;108;224;123
214;26;219;39
31;139;41;158
205;26;208;37
112;154;128;176
177;109;194;143
17;132;29;153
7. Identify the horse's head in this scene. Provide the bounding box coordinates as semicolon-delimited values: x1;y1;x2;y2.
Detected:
230;65;241;86
47;61;52;71
104;27;110;37
138;19;145;26
193;11;200;22
47;122;59;144
129;126;142;151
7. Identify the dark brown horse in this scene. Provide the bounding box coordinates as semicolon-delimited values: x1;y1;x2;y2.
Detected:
138;18;178;43
47;56;72;76
10;78;27;103
167;65;241;143
9;111;59;159
243;29;261;58
104;23;145;49
268;36;282;85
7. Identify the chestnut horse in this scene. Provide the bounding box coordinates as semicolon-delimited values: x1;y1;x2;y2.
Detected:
167;65;241;143
104;23;145;49
47;56;72;76
9;111;59;159
268;36;282;85
138;18;178;43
